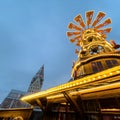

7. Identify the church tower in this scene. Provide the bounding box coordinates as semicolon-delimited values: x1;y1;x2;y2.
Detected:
27;65;44;93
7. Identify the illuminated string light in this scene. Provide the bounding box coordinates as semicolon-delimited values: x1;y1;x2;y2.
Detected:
110;72;113;75
76;82;79;85
73;83;75;86
98;76;101;79
116;71;120;74
88;79;91;82
103;74;107;77
80;82;82;84
83;80;86;83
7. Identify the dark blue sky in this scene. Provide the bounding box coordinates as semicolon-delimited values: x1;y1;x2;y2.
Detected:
0;0;120;102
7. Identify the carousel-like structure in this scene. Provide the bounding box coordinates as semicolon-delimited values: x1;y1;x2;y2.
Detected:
67;10;120;80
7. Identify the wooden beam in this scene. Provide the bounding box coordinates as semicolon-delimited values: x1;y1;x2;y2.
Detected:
63;91;85;119
36;99;44;110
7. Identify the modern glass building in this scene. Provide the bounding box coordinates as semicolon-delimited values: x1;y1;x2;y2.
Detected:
0;89;29;108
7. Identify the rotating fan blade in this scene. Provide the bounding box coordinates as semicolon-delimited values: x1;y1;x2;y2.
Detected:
75;48;79;54
74;14;86;28
96;27;112;34
86;11;94;27
68;23;82;31
74;35;81;41
92;12;106;27
70;39;76;43
76;42;81;46
70;35;81;43
67;31;81;37
95;18;111;29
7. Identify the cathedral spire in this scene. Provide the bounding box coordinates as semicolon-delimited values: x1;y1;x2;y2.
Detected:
27;65;44;93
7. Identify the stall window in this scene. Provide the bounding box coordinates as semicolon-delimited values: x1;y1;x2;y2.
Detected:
91;61;103;73
106;60;113;68
106;60;118;68
92;62;98;73
97;62;104;71
112;60;118;65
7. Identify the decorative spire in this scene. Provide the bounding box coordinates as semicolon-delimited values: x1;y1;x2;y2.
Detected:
27;65;44;93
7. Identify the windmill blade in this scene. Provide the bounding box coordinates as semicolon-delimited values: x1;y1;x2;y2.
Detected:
74;14;86;28
75;48;79;54
70;39;76;43
68;23;82;31
74;35;81;41
86;11;94;27
67;31;81;37
95;18;112;29
70;35;81;43
96;27;112;34
92;12;106;27
76;42;81;46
